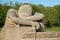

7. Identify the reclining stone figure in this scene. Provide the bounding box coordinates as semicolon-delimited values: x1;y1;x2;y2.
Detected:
18;4;45;31
0;4;45;40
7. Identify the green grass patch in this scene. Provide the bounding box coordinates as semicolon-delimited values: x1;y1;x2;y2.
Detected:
0;27;2;31
44;26;60;32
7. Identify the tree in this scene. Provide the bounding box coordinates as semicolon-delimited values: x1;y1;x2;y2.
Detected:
14;2;21;10
54;5;60;26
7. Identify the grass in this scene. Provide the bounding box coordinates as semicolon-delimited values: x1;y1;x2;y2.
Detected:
44;26;60;32
0;27;2;31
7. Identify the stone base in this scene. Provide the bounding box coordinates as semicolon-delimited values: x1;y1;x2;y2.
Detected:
23;32;60;38
19;38;60;40
37;38;60;40
0;31;60;40
0;26;60;40
22;32;60;40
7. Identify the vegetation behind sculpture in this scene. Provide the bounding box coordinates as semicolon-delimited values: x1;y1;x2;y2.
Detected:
0;2;60;27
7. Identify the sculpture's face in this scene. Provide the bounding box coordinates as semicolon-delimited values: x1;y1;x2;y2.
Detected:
18;4;33;18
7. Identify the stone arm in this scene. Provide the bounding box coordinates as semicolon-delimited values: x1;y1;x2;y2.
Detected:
23;13;45;21
23;13;45;28
7;9;36;26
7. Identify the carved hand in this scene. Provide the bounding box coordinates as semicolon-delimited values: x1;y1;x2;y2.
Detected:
31;22;40;29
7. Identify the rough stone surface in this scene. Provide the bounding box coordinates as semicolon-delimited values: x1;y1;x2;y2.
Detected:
36;38;60;40
23;32;60;38
0;26;36;40
18;4;33;18
0;31;60;40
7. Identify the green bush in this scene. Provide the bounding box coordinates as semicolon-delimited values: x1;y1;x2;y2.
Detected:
46;21;52;27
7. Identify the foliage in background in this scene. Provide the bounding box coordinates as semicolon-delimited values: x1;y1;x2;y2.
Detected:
0;2;60;27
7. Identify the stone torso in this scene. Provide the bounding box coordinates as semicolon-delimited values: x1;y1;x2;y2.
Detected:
4;17;16;28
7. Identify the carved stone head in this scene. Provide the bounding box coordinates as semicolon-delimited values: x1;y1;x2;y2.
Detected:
18;4;34;18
